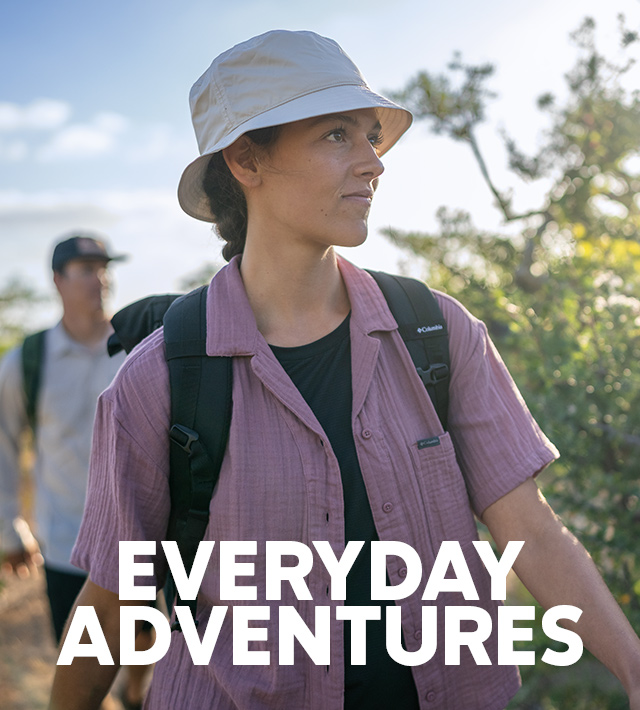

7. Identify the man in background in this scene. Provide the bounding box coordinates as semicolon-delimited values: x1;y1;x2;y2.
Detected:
0;233;150;709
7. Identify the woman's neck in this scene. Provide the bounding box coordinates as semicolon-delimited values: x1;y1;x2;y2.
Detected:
239;243;350;347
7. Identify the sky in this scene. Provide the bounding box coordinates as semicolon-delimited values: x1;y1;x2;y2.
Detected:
1;0;639;327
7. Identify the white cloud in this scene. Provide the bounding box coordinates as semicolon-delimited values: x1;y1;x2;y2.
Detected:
0;105;22;132
37;111;129;161
0;99;72;132
38;126;113;160
94;112;129;134
128;125;174;162
0;139;28;161
0;98;188;166
0;101;130;162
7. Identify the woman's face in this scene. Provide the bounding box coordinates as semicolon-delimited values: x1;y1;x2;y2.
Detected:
249;108;385;251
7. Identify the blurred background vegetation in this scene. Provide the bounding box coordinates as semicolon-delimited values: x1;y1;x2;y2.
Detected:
0;279;44;358
388;14;639;710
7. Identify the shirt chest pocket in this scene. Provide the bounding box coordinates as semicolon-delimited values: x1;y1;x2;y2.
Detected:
408;432;479;549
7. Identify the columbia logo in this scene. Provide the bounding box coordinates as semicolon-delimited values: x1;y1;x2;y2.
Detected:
416;324;443;334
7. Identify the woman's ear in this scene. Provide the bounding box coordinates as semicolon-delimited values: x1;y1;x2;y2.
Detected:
222;136;262;188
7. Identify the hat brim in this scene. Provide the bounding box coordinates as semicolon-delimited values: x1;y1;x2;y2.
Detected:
52;253;128;271
177;83;412;222
74;254;128;264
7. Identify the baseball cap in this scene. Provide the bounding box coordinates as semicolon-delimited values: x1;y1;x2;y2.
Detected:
51;233;127;272
178;29;413;222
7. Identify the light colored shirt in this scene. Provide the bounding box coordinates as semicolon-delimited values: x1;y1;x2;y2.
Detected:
0;322;124;571
72;256;559;710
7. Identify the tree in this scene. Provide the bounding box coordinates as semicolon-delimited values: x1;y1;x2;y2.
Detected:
178;262;222;292
387;16;640;709
0;278;45;357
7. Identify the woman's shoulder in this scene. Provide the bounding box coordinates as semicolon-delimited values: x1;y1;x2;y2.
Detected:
102;327;170;429
431;288;478;324
429;289;496;378
114;326;167;384
432;289;485;340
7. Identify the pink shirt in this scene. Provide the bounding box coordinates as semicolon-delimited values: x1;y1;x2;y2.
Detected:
72;256;558;710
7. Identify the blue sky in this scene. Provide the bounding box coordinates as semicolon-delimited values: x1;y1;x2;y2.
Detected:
2;0;639;325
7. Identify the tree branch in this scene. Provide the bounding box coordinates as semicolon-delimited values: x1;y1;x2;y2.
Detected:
466;130;546;223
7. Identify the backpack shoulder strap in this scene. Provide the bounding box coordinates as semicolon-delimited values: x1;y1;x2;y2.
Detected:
21;330;47;431
163;285;233;631
366;270;450;430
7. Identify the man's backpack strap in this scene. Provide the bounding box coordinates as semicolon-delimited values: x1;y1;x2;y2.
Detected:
21;330;47;431
366;270;450;430
163;285;233;631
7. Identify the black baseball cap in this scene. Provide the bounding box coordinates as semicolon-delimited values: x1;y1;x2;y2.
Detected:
51;233;127;272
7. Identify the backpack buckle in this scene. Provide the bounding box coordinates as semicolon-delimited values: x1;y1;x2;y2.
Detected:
417;363;449;386
170;617;200;632
170;606;200;633
170;424;199;455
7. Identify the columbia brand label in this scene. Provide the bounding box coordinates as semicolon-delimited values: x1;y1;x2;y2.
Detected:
416;324;444;334
417;437;440;449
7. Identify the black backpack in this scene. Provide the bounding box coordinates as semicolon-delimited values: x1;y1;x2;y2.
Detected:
21;329;48;432
108;270;450;630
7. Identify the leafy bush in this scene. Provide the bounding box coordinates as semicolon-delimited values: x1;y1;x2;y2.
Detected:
387;16;640;708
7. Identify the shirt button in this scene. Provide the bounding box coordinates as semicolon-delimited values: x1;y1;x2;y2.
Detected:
382;502;393;513
414;629;422;640
362;428;372;439
398;567;407;578
426;691;436;702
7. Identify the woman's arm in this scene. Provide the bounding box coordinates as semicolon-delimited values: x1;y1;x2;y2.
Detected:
48;578;144;710
482;478;640;706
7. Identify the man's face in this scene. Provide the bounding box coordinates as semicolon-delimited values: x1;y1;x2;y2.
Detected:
53;258;111;315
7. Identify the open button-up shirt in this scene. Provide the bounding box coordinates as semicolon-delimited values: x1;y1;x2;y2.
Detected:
72;255;558;710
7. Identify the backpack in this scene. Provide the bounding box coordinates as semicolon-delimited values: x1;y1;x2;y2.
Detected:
108;270;450;630
21;329;48;432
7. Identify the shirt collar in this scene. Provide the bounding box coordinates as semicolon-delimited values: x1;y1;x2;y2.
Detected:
48;321;79;358
47;321;112;358
205;254;398;357
336;256;398;335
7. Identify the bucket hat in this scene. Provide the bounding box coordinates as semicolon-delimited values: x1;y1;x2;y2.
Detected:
178;29;413;222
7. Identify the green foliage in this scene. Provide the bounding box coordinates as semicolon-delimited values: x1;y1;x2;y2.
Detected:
387;16;640;709
0;278;45;357
178;262;222;292
392;52;496;141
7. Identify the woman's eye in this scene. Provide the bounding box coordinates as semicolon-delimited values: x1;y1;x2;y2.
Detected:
369;133;384;148
327;128;346;142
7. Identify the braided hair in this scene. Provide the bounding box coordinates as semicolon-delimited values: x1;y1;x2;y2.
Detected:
202;126;280;262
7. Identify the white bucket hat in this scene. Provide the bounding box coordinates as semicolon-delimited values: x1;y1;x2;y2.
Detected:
178;29;413;222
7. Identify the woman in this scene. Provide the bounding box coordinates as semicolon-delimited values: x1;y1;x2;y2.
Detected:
50;30;640;710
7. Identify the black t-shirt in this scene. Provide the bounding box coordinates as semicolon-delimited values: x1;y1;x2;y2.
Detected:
271;314;419;710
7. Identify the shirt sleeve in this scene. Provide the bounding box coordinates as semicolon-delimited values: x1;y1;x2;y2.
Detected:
436;291;560;517
0;347;28;551
70;330;172;594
